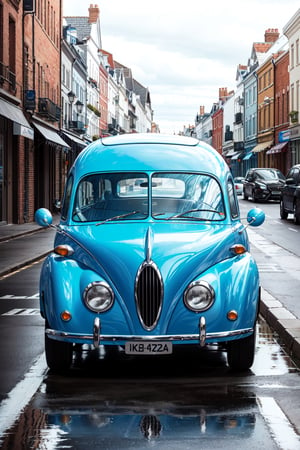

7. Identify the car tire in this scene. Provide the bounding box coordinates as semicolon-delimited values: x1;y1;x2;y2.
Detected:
293;199;300;225
280;199;288;220
45;331;73;373
227;330;256;371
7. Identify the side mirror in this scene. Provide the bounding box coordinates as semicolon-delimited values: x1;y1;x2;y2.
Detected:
35;208;53;227
247;208;265;227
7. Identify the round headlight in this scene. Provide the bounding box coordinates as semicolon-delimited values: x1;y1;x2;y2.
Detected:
184;281;215;312
83;282;114;313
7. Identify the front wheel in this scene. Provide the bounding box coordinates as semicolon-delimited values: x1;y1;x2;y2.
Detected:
280;199;288;220
227;330;256;371
252;190;258;202
293;199;300;225
45;332;73;373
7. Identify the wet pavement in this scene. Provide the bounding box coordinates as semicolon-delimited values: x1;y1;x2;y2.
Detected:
0;319;299;449
1;212;300;448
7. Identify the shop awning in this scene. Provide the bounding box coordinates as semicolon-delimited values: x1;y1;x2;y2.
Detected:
33;122;70;148
252;141;273;153
266;142;288;154
61;130;86;147
243;152;253;160
0;98;34;140
226;151;240;159
231;152;242;160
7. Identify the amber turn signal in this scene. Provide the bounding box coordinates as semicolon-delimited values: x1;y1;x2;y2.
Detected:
227;310;238;321
54;245;74;257
60;310;72;321
230;244;246;255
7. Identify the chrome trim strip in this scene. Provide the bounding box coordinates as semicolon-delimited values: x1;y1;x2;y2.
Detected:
46;327;253;343
199;316;206;347
146;227;152;263
93;317;100;348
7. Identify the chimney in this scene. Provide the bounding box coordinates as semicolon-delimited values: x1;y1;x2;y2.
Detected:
219;87;228;101
88;4;99;24
264;28;279;43
200;106;205;116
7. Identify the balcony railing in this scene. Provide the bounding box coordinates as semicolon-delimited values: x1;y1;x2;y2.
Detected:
0;61;16;92
38;98;61;122
68;120;85;132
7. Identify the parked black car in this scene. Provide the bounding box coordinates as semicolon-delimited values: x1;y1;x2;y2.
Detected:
243;168;285;202
280;164;300;224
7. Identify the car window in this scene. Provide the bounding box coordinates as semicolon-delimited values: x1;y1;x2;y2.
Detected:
152;172;225;221
72;172;226;223
256;169;285;181
227;180;239;219
72;172;148;222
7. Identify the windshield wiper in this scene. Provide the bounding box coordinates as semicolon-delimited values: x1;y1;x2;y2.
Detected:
167;208;224;220
96;210;141;226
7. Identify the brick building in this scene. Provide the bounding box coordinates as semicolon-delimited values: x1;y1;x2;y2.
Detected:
0;0;34;224
266;48;290;174
0;0;68;224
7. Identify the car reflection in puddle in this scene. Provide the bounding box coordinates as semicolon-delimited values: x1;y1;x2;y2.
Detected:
1;318;298;449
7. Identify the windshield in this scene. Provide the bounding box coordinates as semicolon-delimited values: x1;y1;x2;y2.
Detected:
72;172;225;222
256;169;285;181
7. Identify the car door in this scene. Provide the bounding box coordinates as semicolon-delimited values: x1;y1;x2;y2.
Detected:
284;168;296;211
244;170;254;198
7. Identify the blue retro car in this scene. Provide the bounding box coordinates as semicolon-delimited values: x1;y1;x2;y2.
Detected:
35;134;265;373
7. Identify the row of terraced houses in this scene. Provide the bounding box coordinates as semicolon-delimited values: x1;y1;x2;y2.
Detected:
185;9;300;179
1;2;300;225
0;2;156;225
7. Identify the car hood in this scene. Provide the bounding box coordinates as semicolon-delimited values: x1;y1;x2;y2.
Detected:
56;221;242;288
259;179;285;187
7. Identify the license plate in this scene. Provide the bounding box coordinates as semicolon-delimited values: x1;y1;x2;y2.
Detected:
272;191;280;195
125;341;173;355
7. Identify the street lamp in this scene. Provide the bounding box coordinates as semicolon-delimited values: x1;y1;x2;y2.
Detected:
75;100;84;114
67;91;75;104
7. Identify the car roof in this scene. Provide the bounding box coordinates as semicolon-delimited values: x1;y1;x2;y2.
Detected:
101;133;199;147
72;133;229;179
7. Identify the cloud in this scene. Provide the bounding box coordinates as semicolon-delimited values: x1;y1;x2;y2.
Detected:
63;0;300;133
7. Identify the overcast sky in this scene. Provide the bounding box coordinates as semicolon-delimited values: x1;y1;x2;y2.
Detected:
63;0;299;134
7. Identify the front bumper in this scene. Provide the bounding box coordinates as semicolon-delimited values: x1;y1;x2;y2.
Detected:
46;316;254;348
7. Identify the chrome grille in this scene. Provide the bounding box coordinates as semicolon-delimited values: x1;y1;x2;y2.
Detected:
135;262;163;330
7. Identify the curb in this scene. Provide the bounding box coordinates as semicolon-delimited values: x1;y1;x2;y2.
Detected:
0;227;44;243
260;287;300;365
0;251;52;279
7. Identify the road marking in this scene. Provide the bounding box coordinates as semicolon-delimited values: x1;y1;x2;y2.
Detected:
257;396;300;449
0;353;47;443
288;227;298;233
2;308;40;316
0;293;39;300
257;264;285;273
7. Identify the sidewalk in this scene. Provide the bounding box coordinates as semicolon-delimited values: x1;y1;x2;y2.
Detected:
0;220;56;277
0;219;300;364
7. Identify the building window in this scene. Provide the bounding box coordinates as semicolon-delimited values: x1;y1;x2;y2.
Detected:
291;44;294;69
9;16;16;73
296;39;299;66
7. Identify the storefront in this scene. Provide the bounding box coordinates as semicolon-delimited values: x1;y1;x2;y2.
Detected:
289;125;300;168
0;97;34;224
